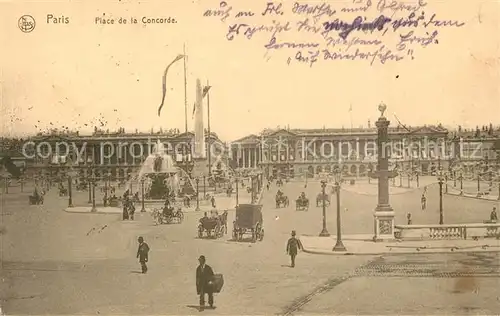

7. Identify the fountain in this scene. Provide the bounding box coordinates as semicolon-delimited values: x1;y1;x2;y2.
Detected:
133;140;196;200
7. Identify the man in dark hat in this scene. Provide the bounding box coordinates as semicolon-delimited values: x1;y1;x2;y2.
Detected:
490;207;498;222
196;255;215;309
286;230;303;268
136;236;150;273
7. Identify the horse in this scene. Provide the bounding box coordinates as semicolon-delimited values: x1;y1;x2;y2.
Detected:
276;194;289;208
218;210;228;234
296;194;309;211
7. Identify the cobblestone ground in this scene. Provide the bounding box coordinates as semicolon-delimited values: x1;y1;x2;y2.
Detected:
296;253;500;315
1;181;499;314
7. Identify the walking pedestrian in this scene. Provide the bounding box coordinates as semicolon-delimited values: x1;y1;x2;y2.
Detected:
490;207;498;222
286;230;303;268
421;193;426;210
196;255;215;309
407;213;412;225
136;236;150;274
211;196;216;208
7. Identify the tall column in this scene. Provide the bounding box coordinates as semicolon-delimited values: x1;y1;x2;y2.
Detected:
115;144;120;165
372;104;397;242
243;148;247;168
356;140;360;161
239;148;242;168
252;148;257;168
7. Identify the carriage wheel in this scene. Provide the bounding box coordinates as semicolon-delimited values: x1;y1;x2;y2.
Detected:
232;228;238;240
259;228;264;241
198;225;203;238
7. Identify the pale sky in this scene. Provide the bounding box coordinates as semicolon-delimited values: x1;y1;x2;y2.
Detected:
1;0;499;141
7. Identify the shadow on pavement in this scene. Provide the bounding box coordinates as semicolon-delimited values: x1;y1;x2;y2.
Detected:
186;305;217;312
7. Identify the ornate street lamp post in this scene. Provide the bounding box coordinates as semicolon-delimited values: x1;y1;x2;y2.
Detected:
445;174;448;193
251;173;256;204
454;171;457;187
91;174;97;212
203;175;206;198
140;177;146;212
489;169;493;189
459;172;464;195
319;180;330;237
4;175;9;194
103;172;110;207
1;173;9;194
235;176;239;207
477;173;481;197
87;167;93;204
332;170;346;251
20;177;24;193
195;178;200;211
416;172;419;188
437;168;444;225
67;170;77;208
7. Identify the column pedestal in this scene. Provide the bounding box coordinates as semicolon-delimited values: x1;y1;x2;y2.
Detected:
373;206;395;242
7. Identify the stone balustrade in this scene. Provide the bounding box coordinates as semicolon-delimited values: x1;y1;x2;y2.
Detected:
395;223;500;240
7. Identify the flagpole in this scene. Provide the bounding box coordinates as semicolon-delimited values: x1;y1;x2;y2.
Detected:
183;44;188;134
207;80;212;178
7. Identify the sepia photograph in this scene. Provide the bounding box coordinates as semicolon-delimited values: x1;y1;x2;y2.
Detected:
1;0;499;314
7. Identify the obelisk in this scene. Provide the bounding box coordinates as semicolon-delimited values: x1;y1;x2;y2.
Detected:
193;78;205;158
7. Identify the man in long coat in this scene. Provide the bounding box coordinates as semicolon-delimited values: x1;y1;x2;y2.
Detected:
136;236;150;273
286;230;303;268
196;255;215;309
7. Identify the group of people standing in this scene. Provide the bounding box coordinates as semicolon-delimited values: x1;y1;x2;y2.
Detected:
122;189;136;220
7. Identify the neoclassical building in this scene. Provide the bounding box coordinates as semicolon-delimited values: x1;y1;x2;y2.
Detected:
230;125;500;178
18;129;224;181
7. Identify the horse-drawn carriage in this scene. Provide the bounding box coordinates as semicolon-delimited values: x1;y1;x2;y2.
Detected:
233;204;264;242
76;182;87;191
152;206;184;225
198;211;228;239
275;193;289;208
58;186;68;197
29;193;44;205
316;192;330;207
296;194;309;211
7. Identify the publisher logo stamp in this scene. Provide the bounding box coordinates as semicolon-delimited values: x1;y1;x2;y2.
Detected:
18;15;36;33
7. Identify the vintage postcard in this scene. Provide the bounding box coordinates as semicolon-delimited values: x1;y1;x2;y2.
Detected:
1;0;499;314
